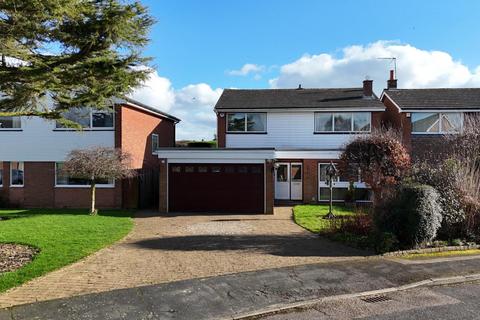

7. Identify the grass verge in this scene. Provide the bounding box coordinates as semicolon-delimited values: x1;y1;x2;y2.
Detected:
0;209;133;293
402;249;480;260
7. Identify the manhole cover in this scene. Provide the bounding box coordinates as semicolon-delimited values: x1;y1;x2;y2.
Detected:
361;295;392;303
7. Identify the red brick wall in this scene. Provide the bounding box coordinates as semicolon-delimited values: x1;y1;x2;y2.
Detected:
158;159;168;212
0;161;121;209
217;113;226;148
118;104;176;169
381;95;412;151
265;160;274;214
303;159;318;203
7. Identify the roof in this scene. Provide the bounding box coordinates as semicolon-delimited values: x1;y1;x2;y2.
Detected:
382;88;480;111
214;88;385;111
119;97;181;123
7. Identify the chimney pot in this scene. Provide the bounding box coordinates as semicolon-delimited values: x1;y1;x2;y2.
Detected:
363;79;373;97
387;69;397;89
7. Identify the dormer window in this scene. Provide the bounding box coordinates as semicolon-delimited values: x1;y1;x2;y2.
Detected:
227;113;266;133
411;112;463;134
0;116;21;129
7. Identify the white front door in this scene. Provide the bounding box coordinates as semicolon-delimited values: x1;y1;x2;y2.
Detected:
290;163;303;200
275;163;290;200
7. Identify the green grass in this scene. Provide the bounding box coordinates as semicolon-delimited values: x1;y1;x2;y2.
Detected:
293;204;357;233
402;249;480;260
0;209;133;293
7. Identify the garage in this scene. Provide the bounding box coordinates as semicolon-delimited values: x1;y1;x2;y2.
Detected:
168;163;264;214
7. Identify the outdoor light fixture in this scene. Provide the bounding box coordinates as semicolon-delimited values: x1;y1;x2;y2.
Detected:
324;161;338;219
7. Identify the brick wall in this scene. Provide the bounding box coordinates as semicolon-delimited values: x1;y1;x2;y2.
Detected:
303;159;318;203
158;159;168;212
118;104;176;169
0;161;121;209
217;113;226;148
381;94;412;151
265;160;274;214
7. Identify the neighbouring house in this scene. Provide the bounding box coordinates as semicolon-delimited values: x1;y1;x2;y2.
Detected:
155;80;385;214
0;97;180;209
381;70;480;162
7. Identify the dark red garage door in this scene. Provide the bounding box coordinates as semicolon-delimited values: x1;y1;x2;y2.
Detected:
169;163;264;214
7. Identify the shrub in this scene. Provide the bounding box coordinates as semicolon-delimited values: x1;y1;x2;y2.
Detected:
411;161;465;238
339;128;410;203
372;232;399;254
377;183;443;248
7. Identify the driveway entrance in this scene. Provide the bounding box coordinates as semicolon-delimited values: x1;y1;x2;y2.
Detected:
0;207;367;308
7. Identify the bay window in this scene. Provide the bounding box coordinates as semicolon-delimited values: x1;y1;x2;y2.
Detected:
10;162;24;187
56;107;114;129
411;112;463;133
227;113;266;132
318;163;371;202
55;163;113;187
315;112;371;133
0;116;21;129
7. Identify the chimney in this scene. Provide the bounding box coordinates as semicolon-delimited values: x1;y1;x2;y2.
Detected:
363;79;373;97
387;69;397;89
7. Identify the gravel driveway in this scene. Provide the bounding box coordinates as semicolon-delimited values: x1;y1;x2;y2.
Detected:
0;207;367;308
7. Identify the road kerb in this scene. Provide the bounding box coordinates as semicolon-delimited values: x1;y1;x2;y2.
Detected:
231;273;480;320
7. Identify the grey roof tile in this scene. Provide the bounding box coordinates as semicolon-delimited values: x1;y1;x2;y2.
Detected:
384;88;480;110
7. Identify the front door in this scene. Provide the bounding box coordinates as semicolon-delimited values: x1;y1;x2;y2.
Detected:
290;163;303;200
275;163;290;200
275;163;303;201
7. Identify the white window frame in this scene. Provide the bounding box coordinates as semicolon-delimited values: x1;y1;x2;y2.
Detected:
151;133;159;152
0;116;22;130
10;161;24;187
317;163;369;202
54;163;115;188
55;108;115;131
314;112;372;133
411;112;464;134
226;112;267;133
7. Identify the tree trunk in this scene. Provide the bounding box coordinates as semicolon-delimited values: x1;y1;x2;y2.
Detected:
90;182;97;215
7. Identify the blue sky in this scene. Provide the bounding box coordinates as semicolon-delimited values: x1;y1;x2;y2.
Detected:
130;0;480;140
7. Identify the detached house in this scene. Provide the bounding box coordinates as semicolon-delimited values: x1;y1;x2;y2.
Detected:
381;71;480;161
155;80;385;214
0;98;180;209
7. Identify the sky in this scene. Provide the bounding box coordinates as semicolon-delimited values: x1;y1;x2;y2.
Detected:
129;0;480;140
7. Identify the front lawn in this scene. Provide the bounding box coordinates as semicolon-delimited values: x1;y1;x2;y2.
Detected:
293;204;357;234
0;209;133;293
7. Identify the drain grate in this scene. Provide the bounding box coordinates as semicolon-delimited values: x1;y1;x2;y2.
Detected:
361;295;392;303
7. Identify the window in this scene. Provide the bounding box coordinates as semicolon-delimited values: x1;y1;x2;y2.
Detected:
318;163;369;202
211;166;221;173
151;134;159;152
0;161;3;186
185;166;194;173
227;113;266;132
315;112;371;133
412;112;463;133
198;166;208;173
172;166;181;173
10;162;24;186
55;163;113;186
0;116;21;129
56;107;114;129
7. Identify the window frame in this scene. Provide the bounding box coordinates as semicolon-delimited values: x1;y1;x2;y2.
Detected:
226;112;267;133
55;108;115;131
0;116;22;131
10;161;24;187
151;133;159;152
54;163;115;188
317;163;370;203
411;112;464;134
314;112;372;133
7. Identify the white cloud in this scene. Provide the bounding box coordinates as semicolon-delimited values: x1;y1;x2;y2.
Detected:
270;41;480;93
129;73;222;141
228;63;265;76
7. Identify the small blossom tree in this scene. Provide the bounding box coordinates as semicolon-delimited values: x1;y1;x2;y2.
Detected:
62;147;135;215
339;129;410;203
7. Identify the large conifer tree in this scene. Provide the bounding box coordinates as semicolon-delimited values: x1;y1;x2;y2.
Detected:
0;0;153;120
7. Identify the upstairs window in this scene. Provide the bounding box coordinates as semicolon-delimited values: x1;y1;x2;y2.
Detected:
0;116;21;129
412;112;462;134
315;112;371;133
227;113;266;133
56;107;114;129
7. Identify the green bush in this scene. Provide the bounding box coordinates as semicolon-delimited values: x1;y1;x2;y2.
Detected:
372;232;399;254
376;183;443;248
